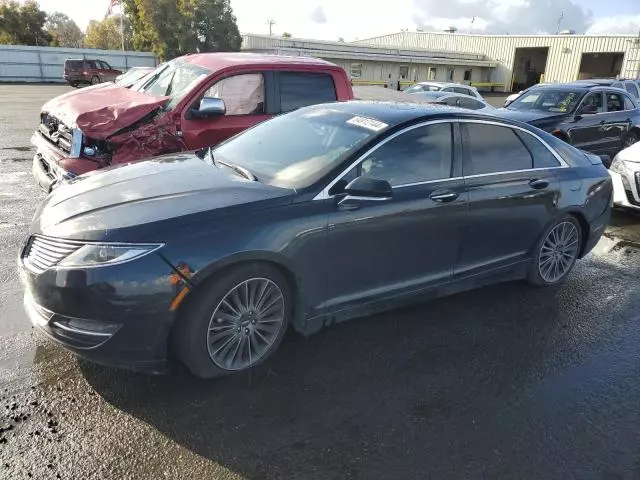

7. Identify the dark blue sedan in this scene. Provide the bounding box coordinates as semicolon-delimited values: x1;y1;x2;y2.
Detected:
19;102;613;378
495;82;640;161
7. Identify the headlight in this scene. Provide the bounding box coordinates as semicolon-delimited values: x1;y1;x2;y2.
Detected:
70;128;83;158
609;156;626;175
58;243;163;268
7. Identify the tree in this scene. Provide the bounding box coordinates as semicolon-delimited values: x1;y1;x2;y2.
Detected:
46;12;84;47
0;0;51;46
85;15;132;50
123;0;242;60
282;32;292;38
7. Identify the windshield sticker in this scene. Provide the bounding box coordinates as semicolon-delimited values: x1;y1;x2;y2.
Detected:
346;116;388;132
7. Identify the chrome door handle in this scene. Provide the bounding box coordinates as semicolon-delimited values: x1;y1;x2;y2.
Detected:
529;178;549;190
430;191;459;203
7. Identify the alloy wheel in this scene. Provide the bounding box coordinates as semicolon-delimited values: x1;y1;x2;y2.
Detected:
538;222;580;283
207;278;285;371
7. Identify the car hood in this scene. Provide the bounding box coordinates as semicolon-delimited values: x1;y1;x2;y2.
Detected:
41;84;169;140
494;108;569;128
617;141;640;163
32;153;295;241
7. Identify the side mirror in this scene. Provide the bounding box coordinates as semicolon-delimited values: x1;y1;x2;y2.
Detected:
338;176;392;208
186;98;226;120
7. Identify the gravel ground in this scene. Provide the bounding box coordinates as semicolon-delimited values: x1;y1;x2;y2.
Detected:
1;85;640;480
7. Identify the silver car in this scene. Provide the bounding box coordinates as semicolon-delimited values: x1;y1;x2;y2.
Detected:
610;142;640;210
403;81;484;101
409;91;495;113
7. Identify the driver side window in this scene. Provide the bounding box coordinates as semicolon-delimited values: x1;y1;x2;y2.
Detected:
359;123;453;187
579;92;604;114
202;73;265;115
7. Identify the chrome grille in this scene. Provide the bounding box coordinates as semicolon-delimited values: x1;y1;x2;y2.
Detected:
38;114;74;155
22;235;84;274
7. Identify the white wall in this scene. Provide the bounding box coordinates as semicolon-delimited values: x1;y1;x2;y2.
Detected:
0;45;158;83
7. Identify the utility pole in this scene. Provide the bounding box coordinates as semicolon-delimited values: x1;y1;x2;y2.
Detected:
556;12;564;34
470;16;476;34
266;18;276;36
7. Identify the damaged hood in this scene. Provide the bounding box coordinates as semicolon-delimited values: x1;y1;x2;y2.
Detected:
31;153;295;241
41;84;170;139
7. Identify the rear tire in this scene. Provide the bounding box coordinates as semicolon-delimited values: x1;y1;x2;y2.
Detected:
90;76;100;85
175;263;292;379
528;215;582;286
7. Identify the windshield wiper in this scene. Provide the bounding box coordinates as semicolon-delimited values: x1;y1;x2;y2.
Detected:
207;147;257;181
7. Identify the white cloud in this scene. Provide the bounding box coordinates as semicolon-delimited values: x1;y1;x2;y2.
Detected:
587;15;640;35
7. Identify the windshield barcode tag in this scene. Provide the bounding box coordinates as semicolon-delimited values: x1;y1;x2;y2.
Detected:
346;116;388;132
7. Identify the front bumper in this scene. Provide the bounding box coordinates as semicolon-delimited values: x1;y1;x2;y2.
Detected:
610;170;640;211
19;250;183;374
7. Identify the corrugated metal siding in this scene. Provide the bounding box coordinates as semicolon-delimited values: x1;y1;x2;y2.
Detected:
0;45;158;82
356;33;640;88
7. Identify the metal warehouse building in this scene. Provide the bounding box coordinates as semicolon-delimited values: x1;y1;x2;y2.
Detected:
242;34;497;90
242;32;640;92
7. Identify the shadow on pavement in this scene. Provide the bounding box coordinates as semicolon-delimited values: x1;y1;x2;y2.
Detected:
79;273;631;480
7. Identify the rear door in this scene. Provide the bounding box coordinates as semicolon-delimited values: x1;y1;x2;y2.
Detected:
457;120;562;279
180;71;272;149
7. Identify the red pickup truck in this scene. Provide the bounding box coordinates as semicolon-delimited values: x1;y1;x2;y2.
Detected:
32;53;354;192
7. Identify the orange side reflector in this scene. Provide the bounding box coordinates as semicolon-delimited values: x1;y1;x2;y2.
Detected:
169;287;190;312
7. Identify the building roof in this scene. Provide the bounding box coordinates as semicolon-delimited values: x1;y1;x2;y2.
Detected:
181;52;338;71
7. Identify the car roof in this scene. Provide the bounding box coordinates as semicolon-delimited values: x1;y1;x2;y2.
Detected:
305;101;503;127
180;52;339;71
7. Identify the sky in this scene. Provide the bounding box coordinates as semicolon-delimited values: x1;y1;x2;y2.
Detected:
37;0;640;41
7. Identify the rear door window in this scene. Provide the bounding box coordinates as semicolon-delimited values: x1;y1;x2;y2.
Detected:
463;123;533;176
278;72;337;113
605;92;625;112
457;97;485;110
453;86;472;96
515;131;561;168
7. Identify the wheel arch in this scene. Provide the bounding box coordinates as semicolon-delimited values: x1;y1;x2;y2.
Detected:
176;252;305;332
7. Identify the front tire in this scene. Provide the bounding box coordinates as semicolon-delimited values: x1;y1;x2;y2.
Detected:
528;216;582;286
175;263;292;379
90;75;101;85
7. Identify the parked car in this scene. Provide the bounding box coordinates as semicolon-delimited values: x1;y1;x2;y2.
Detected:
114;66;155;88
409;91;495;112
504;83;551;107
63;58;122;87
609;141;640;210
572;78;640;100
403;81;484;100
19;101;612;378
494;83;640;160
33;53;354;193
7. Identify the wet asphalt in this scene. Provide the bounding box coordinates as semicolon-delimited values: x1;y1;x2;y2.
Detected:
1;85;640;479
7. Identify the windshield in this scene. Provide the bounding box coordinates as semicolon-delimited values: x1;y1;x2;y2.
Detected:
132;60;210;109
404;84;441;93
116;68;151;86
211;107;381;189
508;89;584;113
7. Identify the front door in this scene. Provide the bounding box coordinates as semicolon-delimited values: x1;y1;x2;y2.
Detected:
323;122;467;311
457;121;562;278
569;91;607;153
180;72;271;150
